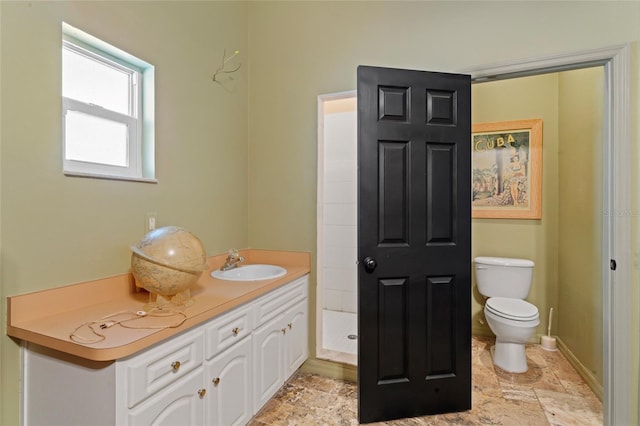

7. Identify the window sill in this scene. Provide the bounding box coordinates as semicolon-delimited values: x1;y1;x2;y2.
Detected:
64;171;158;184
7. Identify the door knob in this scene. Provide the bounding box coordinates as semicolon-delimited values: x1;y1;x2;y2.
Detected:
363;257;377;272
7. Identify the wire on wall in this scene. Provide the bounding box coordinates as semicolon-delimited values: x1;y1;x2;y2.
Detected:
212;48;241;93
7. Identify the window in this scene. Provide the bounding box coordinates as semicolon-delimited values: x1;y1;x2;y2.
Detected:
62;23;155;181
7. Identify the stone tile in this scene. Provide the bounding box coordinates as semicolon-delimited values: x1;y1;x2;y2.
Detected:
254;336;602;425
462;386;548;424
336;380;358;399
472;354;502;398
292;371;342;393
559;379;601;402
451;388;548;425
273;379;309;404
288;393;355;425
535;346;585;384
369;416;432;425
494;357;566;394
535;388;603;426
500;381;539;403
253;399;295;424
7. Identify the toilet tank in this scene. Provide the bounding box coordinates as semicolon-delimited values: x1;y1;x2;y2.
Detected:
474;257;534;299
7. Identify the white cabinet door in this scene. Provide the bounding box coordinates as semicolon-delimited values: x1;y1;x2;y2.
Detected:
252;313;285;413
206;335;253;426
284;299;308;377
126;367;205;426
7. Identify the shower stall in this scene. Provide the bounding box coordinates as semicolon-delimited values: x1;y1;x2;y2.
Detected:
316;92;358;365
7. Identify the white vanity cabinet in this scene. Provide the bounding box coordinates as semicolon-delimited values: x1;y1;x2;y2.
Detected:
252;277;309;413
22;275;308;426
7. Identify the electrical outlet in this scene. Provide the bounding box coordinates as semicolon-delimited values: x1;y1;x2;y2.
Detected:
145;212;157;233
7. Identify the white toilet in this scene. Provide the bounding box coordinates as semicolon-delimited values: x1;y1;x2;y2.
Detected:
474;256;540;373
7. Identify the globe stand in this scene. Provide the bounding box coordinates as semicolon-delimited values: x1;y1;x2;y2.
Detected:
144;289;194;312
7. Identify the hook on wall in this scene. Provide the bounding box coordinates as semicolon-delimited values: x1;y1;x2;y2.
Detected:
212;49;241;92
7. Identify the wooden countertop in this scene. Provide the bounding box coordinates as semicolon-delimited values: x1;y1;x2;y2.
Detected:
7;249;311;362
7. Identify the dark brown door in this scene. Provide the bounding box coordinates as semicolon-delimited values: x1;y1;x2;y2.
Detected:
357;66;471;423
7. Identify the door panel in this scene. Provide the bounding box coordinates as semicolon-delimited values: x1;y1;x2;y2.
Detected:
425;276;456;377
377;278;409;383
379;141;410;245
426;143;456;244
357;66;471;423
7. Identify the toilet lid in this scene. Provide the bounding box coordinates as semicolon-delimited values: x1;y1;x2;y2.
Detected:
486;297;539;321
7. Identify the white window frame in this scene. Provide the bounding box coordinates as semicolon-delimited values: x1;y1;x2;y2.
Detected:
62;23;156;182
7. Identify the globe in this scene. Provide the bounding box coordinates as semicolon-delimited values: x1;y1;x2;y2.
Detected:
131;226;207;310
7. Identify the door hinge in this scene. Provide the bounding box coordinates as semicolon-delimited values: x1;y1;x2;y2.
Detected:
610;259;617;271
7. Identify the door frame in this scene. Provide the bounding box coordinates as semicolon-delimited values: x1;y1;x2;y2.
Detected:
315;90;358;364
463;44;631;426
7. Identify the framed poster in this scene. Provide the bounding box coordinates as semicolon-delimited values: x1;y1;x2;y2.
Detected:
472;119;543;219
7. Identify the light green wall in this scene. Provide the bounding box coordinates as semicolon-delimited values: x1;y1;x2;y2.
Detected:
1;2;248;424
558;67;604;386
471;74;559;338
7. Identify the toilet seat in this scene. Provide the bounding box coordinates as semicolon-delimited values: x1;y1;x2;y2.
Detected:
486;297;539;321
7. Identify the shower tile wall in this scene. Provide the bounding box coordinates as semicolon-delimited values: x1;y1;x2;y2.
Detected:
322;109;357;313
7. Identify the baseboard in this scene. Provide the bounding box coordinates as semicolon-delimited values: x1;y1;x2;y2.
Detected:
472;326;493;338
301;357;357;382
554;336;603;401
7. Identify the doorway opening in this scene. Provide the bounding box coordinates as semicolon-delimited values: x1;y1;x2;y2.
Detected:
316;44;630;425
316;92;357;366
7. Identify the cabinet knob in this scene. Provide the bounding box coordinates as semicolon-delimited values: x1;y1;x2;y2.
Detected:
198;388;207;398
171;361;181;371
213;377;220;386
232;327;240;336
288;323;292;330
281;328;287;335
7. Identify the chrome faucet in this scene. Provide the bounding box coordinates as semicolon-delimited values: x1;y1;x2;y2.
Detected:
220;249;244;271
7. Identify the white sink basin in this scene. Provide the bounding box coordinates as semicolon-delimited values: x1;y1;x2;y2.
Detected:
211;264;287;281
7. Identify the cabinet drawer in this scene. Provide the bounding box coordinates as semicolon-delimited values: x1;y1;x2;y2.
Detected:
253;276;308;329
126;367;205;426
204;304;253;360
122;327;204;409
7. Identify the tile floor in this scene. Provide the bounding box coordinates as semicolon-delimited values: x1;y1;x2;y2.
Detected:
251;336;603;425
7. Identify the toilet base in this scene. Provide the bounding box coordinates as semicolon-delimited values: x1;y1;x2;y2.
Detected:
492;341;528;373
